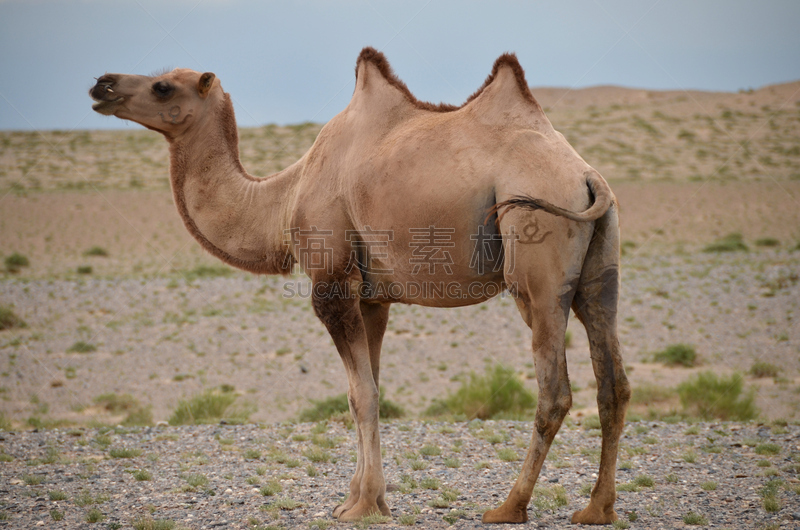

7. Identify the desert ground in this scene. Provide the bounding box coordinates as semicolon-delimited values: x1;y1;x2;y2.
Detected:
0;81;799;528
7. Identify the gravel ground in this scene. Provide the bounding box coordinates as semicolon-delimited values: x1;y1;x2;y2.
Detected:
1;420;799;529
1;250;798;426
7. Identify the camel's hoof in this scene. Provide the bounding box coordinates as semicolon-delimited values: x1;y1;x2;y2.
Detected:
332;503;347;518
335;500;391;522
481;505;529;524
571;505;618;525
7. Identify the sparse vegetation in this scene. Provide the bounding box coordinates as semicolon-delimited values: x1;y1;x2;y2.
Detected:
755;443;781;456
260;480;283;496
168;387;253;425
759;478;783;513
749;361;780;378
184;264;234;280
424;363;536;420
700;481;717;491
94;393;153;426
653;343;697;367
754;237;780;247
0;305;27;330
67;341;97;353
703;233;748;253
109;447;143;458
297;388;404;422
74;491;110;507
22;473;44;485
4;252;29;273
86;508;105;523
497;448;519;461
677;371;758;420
48;490;67;501
133;469;152;481
303;447;331;463
532;484;568;515
682;511;708;525
132;517;177;530
84;246;109;257
419;444;441;457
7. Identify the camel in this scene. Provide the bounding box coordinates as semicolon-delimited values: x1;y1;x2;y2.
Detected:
89;47;630;525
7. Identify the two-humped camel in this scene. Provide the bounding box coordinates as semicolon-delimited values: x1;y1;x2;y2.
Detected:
90;47;630;525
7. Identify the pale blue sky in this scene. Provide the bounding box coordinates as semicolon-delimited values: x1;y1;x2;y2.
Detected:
1;0;799;130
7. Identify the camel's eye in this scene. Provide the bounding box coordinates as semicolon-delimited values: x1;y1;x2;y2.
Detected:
152;81;174;99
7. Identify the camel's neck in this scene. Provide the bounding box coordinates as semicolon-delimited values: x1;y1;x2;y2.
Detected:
167;93;297;274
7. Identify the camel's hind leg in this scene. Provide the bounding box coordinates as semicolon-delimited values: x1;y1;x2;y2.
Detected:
482;276;573;524
332;302;390;519
571;207;631;525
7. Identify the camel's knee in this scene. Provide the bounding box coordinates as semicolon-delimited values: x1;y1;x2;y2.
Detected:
348;385;380;422
535;387;572;439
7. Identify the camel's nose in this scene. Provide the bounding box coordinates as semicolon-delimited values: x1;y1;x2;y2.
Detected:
90;75;118;99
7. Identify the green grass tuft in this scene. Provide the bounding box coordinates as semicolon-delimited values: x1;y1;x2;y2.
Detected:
653;343;697;367
260;480;283;496
48;490;67;501
754;237;780;247
168;387;253;425
4;252;29;273
419;444;441;457
497;448;519;462
749;361;780;378
67;341;97;353
109;447;142;458
83;246;109;257
184;264;234;280
755;443;781;456
682;511;708;525
424;363;536;420
133;469;152;481
703;233;748;253
677;371;757;421
85;508;105;523
132;517;177;530
297;388;404;422
0;305;27;330
94;392;153;426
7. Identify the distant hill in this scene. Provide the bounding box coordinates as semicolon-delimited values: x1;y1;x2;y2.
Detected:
533;80;800;182
0;82;798;192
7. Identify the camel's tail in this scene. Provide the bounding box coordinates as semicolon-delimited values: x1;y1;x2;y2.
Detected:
487;171;613;225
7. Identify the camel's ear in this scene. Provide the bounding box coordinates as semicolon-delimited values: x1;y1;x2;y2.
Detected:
198;72;215;97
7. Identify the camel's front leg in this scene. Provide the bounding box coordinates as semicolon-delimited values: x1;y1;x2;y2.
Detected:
313;285;390;522
332;301;390;518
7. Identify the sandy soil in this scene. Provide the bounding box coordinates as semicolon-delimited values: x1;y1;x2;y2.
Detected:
1;181;799;428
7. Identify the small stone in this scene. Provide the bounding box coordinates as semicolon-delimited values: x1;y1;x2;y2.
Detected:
224;488;233;494
314;511;327;517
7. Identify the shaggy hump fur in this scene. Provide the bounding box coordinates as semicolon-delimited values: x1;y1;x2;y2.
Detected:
355;46;540;112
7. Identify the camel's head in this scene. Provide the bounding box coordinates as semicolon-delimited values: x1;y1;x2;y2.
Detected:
89;68;219;137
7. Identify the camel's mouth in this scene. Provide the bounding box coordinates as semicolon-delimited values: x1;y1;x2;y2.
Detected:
90;75;126;116
91;96;125;115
